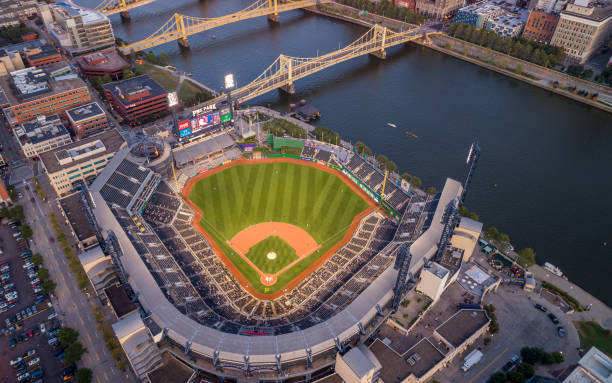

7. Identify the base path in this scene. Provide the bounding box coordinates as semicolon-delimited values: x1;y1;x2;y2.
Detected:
181;157;377;300
228;222;319;257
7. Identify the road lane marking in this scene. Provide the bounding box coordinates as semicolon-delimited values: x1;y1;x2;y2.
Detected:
80;317;85;326
88;334;92;343
55;260;59;267
61;291;65;298
104;371;108;381
468;347;508;383
61;274;65;281
97;375;101;383
96;352;101;361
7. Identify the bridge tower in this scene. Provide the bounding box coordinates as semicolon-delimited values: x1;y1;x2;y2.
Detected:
268;0;280;23
370;24;387;59
279;55;295;94
175;13;190;49
118;0;131;20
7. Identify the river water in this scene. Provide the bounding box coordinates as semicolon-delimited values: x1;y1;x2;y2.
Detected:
77;0;612;306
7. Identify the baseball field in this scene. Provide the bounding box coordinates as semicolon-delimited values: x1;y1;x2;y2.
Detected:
184;158;375;297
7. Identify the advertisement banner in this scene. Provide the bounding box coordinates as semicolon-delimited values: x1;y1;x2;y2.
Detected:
179;128;192;138
400;179;411;193
178;120;189;130
221;112;231;123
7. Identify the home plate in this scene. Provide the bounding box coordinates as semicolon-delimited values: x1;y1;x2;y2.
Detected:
261;274;277;286
267;252;277;260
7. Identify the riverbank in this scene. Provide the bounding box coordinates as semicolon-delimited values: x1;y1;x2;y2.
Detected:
306;3;612;113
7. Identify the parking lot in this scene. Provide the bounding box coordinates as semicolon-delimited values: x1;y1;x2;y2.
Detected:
0;222;73;383
431;283;581;383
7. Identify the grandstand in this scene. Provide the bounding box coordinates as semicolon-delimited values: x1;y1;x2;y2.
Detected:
87;139;465;378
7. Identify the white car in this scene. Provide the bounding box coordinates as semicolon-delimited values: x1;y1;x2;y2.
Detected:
24;349;36;358
9;356;22;366
47;312;57;320
27;357;40;367
39;323;46;333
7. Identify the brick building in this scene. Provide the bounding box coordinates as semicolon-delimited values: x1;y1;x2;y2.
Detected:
522;10;559;43
75;49;128;80
103;75;168;125
0;62;91;127
66;102;109;138
415;0;465;20
24;44;62;67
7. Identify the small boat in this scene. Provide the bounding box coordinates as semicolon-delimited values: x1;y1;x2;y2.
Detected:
387;122;397;128
211;34;217;39
543;262;563;277
405;130;418;138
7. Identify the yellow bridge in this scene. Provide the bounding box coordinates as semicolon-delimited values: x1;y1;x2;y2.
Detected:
196;25;436;109
96;0;158;17
117;0;328;54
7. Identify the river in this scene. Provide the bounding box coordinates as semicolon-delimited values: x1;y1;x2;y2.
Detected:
77;0;612;306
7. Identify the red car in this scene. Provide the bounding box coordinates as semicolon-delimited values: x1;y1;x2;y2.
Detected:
27;330;33;338
49;237;55;243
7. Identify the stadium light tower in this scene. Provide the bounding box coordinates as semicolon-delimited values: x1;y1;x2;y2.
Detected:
224;73;236;133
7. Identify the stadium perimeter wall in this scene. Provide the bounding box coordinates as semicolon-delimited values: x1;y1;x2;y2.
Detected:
181;156;377;299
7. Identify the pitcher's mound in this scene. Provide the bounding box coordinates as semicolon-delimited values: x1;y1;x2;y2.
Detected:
266;252;277;260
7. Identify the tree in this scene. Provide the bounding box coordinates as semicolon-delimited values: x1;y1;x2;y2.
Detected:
516;363;534;379
76;368;93;383
411;176;422;188
37;267;49;281
517;248;536;268
9;205;24;222
521;347;545;364
567;64;584;77
401;173;412;182
363;146;372;156
498;233;510;248
376;154;388;168
64;342;87;365
489;372;507;383
485;226;499;240
581;68;593;79
355;141;365;154
41;280;56;295
507;370;525;383
551;351;564;364
0;206;9;218
31;253;43;266
20;223;33;239
386;161;397;173
426;186;437;195
58;327;80;345
101;74;112;84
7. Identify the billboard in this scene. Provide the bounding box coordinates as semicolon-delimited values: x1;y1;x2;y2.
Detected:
179;127;192;138
179;110;230;139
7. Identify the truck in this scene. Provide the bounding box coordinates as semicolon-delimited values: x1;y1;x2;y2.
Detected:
461;349;484;372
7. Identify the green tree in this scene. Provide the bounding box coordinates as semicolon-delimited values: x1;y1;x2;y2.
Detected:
355;141;365;154
76;368;93;383
64;342;87;365
58;327;80;345
31;253;43;266
376;154;388;168
20;223;33;239
37;267;49;281
101;74;112;84
517;248;536;268
41;280;56;295
551;351;564;364
386;161;397;173
485;226;499;240
581;69;593;79
521;347;545;364
401;173;412;182
426;186;437;195
363;146;372;156
489;372;507;383
0;206;9;218
507;370;525;383
498;233;510;248
567;64;584;77
9;205;24;222
516;363;535;379
411;176;422;188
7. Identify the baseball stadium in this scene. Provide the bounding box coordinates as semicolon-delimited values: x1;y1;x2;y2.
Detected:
85;134;479;382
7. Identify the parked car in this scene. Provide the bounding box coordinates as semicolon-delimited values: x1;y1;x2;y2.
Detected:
39;323;45;333
557;326;566;337
27;357;40;367
23;349;36;358
548;313;560;324
48;337;57;346
534;304;547;312
9;356;23;366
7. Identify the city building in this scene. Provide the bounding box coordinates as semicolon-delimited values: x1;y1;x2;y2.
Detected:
336;345;382;383
75;49;129;80
0;62;91;127
417;262;451;302
523;10;560;43
13;114;72;158
112;312;162;379
66;102;109;138
23;44;62;67
563;346;612;383
550;0;612;63
415;0;465;19
40;1;115;56
450;217;483;262
78;246;118;296
40;129;125;196
0;0;38;28
395;0;417;9
0;49;25;76
103;75;169;125
486;14;526;37
0;179;11;206
534;0;569;14
455;2;506;28
104;284;138;319
59;192;99;251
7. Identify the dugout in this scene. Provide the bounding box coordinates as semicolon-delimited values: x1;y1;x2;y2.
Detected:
268;134;304;152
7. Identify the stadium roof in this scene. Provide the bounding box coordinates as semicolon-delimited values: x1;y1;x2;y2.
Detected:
89;149;397;363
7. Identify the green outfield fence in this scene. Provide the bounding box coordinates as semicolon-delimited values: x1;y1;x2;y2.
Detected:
268;134;304;151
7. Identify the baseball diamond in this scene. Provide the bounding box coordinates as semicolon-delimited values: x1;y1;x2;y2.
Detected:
183;157;375;297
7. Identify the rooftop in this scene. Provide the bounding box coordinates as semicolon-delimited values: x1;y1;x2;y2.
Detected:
341;345;381;379
424;262;450;280
459;2;504;14
458;216;483;234
59;192;96;242
563;1;612;21
39;129;125;173
0;38;48;54
370;338;445;381
0;61;87;106
25;44;60;62
105;284;138;319
66;102;106;123
15;114;70;146
75;49;128;71
50;1;108;24
435;309;490;348
102;75;167;107
147;353;194;383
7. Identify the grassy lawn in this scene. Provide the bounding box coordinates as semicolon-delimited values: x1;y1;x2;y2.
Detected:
188;161;369;294
134;64;179;91
573;321;612;357
178;79;211;104
245;236;298;274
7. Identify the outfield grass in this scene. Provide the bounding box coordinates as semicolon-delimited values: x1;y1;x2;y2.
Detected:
188;162;369;293
573;320;612;357
245;236;298;274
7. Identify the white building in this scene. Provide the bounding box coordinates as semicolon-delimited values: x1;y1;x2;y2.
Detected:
13;114;72;158
451;217;483;263
486;14;526;37
41;1;115;56
417;262;450;302
335;345;382;383
112;312;162;379
563;346;612;383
